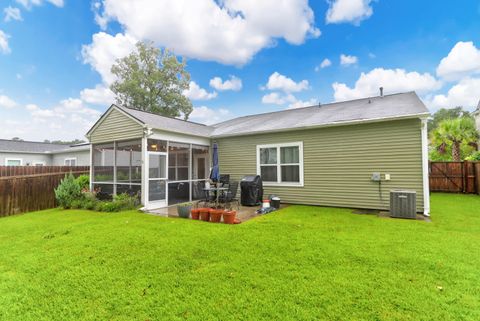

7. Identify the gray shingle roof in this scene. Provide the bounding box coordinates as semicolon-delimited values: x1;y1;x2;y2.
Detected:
210;92;429;137
114;92;429;139
116;105;213;137
0;139;74;153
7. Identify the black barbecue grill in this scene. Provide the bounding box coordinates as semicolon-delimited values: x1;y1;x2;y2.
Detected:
240;175;263;206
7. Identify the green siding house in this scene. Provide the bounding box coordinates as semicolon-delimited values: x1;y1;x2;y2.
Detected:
86;91;430;215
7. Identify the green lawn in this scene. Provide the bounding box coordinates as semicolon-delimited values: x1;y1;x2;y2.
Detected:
0;194;479;321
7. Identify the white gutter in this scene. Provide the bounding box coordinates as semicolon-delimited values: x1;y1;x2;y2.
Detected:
211;112;431;138
421;118;430;216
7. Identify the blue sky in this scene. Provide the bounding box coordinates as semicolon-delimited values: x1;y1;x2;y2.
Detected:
0;0;480;141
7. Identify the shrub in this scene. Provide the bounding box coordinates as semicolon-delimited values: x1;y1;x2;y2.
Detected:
76;175;90;190
70;199;83;209
465;151;480;161
54;173;83;209
112;193;140;211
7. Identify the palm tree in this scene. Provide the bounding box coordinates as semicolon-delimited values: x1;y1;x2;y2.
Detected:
431;117;479;161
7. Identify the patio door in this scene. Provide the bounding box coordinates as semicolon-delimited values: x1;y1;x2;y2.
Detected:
147;152;167;207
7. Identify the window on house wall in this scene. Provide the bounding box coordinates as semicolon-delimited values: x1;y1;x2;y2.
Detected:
257;142;303;186
64;158;77;166
5;158;22;166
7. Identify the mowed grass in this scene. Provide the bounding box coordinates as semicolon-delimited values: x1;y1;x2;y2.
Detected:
0;194;479;321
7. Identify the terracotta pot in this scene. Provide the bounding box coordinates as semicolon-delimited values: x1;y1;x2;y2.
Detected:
223;210;236;224
191;209;200;220
210;209;223;223
199;208;211;222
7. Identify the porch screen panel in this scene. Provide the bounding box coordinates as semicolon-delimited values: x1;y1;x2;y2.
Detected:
192;145;209;180
93;143;114;182
168;142;190;181
116;140;142;185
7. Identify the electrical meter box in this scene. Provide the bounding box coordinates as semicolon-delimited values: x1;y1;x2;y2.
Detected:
371;172;381;181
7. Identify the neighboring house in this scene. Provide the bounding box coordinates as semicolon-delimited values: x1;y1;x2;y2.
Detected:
86;91;430;215
0;139;90;166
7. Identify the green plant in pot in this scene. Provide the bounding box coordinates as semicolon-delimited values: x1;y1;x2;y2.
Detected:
177;202;193;218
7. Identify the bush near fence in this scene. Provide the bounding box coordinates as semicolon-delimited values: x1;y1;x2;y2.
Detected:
0;167;89;217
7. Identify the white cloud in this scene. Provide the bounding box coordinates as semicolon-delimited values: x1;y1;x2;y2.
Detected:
287;98;318;109
261;92;296;105
0;95;17;108
429;77;480;110
81;32;137;85
4;6;22;22
315;58;332;71
95;0;320;65
262;92;317;110
0;30;11;54
189;106;231;125
436;41;480;81
15;0;64;9
80;84;115;106
340;54;358;66
183;81;217;101
0;98;102;141
209;76;242;91
265;72;309;93
332;68;442;101
326;0;374;25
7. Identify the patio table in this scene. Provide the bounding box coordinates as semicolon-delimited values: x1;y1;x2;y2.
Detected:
203;186;228;208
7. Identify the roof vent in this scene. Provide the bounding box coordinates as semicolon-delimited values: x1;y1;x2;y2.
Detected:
379;87;384;97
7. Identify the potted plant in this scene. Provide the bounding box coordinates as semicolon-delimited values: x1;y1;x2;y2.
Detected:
210;208;223;223
199;208;211;221
223;210;236;224
191;208;200;220
177;202;193;218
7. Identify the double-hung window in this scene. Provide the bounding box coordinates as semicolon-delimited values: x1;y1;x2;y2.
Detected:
64;158;77;166
257;142;303;186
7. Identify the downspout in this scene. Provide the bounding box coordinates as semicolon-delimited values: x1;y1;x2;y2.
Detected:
421;118;430;216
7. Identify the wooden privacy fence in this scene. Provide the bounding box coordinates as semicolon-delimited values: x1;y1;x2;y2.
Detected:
0;166;89;177
0;167;89;217
429;161;480;194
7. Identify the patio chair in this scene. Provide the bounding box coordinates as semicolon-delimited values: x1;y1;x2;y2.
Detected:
219;180;240;210
219;174;230;186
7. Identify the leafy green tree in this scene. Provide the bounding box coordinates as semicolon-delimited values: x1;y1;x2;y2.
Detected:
430;117;478;161
428;107;472;134
110;42;193;120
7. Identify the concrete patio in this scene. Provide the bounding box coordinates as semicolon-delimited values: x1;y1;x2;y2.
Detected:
146;202;288;222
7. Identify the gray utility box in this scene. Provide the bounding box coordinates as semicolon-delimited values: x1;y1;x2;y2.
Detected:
390;190;417;219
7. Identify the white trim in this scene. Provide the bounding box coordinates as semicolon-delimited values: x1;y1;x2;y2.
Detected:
212;113;430;138
421;118;430;216
64;157;77;166
89;144;93;191
145;151;168;209
149;129;210;146
256;142;304;187
5;158;23;166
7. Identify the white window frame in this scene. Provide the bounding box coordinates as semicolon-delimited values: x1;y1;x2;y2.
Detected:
5;158;23;166
256;142;304;187
64;158;77;166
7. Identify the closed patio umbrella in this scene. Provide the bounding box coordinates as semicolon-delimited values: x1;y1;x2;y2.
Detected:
210;143;220;182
